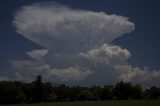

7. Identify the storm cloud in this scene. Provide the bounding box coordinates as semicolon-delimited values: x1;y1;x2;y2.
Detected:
11;2;160;86
13;2;134;53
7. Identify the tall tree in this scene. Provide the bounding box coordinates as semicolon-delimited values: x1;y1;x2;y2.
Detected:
32;75;44;102
113;81;133;100
131;84;143;99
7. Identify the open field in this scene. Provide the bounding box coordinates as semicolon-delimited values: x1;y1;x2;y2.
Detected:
1;100;160;106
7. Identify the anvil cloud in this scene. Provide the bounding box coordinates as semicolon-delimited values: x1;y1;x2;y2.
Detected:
10;2;160;86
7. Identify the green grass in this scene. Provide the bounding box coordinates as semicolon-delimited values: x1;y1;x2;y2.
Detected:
1;100;160;106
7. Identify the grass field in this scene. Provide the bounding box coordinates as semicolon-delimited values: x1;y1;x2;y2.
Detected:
0;100;160;106
1;100;160;106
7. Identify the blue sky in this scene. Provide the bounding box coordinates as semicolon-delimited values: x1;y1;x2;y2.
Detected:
0;0;160;86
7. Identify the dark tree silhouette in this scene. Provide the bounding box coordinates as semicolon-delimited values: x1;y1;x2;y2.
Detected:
131;84;143;99
113;81;133;100
148;87;160;99
0;76;160;104
91;86;102;100
100;86;113;100
16;90;27;103
77;89;93;101
32;75;43;102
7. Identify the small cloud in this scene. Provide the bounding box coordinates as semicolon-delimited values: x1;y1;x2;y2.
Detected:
0;75;10;81
26;49;48;60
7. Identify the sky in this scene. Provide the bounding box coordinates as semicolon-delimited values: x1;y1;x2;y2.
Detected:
1;0;160;87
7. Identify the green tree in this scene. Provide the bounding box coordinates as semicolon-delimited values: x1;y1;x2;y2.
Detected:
0;81;18;104
148;87;160;99
16;90;27;103
54;84;68;101
32;75;44;102
22;83;34;103
77;89;93;101
43;82;57;102
131;84;143;99
91;86;102;100
113;81;133;100
100;86;113;100
46;92;57;102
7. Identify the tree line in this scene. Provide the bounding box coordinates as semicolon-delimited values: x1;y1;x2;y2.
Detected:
0;75;160;104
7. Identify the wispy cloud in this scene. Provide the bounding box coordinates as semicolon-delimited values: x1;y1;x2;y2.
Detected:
11;60;93;82
0;75;10;81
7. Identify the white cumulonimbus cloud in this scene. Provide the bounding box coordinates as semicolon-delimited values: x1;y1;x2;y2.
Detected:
9;2;160;86
13;2;134;53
